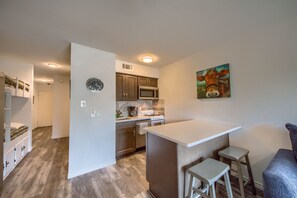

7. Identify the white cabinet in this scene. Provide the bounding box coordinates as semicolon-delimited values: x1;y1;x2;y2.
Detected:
3;148;14;177
15;141;22;165
21;137;28;157
3;134;29;179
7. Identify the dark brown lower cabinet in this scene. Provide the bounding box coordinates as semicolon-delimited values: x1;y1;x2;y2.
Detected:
116;121;136;158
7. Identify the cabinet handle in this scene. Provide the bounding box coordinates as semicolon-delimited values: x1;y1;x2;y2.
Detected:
5;161;9;167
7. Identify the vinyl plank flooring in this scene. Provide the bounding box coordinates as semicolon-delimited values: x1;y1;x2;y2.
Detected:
0;127;262;198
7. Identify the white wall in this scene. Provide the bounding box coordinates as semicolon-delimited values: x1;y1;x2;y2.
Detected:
52;75;70;139
69;43;116;178
33;83;53;129
116;60;159;78
159;12;297;186
0;59;34;151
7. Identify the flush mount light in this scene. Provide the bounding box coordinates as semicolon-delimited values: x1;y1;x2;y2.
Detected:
48;63;58;68
142;56;154;63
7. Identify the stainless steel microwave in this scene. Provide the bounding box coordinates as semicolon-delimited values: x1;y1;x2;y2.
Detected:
138;86;159;99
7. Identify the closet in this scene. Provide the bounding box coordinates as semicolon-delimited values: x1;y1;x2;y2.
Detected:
1;73;30;179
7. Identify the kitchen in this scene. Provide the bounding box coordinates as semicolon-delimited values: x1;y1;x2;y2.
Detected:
115;60;165;159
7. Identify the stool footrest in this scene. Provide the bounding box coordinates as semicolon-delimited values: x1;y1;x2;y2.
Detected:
192;186;209;198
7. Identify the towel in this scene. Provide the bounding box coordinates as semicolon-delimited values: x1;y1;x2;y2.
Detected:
137;122;149;135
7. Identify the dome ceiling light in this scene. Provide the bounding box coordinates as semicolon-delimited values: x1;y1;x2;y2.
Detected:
142;56;154;63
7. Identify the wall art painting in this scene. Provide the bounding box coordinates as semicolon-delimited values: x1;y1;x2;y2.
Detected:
196;63;231;99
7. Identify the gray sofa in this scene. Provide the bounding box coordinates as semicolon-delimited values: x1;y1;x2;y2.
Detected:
263;149;297;198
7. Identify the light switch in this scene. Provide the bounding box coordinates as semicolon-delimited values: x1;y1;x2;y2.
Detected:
81;100;86;107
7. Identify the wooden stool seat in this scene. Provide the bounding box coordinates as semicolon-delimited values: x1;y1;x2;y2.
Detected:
187;158;233;198
218;146;257;198
219;146;249;161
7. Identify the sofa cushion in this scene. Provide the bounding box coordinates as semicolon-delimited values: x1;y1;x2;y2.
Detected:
263;149;297;198
285;123;297;161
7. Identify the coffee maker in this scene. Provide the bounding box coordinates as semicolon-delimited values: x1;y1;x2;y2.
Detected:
127;106;137;117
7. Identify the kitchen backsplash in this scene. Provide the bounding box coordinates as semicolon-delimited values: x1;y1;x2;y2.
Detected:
116;99;164;117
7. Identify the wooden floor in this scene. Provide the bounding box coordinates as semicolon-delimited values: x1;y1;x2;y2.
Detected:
0;127;263;198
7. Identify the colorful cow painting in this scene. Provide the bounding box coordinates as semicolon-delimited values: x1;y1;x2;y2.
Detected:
196;64;231;99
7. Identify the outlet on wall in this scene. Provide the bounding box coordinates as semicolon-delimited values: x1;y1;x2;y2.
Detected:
81;100;86;107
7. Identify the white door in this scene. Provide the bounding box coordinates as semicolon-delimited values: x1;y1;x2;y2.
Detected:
37;91;53;127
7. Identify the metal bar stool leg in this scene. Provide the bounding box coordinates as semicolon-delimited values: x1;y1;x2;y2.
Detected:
224;172;233;198
236;161;245;198
188;175;194;198
245;155;257;195
210;184;216;198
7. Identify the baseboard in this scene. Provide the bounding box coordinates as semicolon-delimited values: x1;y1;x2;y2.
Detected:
51;135;69;139
67;160;116;179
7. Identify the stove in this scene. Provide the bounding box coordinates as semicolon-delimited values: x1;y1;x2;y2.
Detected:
141;110;165;125
149;115;165;121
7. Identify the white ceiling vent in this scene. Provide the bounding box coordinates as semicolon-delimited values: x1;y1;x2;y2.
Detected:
122;64;134;71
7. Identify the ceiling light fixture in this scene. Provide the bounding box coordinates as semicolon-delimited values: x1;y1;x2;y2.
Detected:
142;56;154;63
48;63;58;68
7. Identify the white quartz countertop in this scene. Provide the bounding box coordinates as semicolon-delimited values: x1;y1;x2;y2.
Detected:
116;116;151;123
144;120;242;147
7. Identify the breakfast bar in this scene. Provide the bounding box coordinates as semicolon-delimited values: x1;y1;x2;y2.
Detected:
145;120;241;198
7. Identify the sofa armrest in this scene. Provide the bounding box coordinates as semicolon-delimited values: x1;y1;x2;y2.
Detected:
263;149;297;198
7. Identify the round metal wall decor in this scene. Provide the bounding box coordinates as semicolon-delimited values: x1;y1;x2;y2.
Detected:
86;78;104;93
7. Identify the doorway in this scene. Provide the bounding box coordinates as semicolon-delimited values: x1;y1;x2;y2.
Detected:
37;91;53;127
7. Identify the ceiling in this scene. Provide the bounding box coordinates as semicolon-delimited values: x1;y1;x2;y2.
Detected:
0;0;296;82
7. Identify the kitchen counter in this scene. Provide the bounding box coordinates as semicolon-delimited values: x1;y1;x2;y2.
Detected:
115;116;151;123
145;119;242;198
145;119;241;147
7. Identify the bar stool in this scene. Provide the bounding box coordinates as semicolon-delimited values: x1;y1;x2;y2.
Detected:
218;146;257;198
187;158;233;198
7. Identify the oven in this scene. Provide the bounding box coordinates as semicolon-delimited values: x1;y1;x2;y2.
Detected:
150;115;165;126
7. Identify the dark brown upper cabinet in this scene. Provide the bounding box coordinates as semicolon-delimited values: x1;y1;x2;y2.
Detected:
138;76;158;87
116;73;137;101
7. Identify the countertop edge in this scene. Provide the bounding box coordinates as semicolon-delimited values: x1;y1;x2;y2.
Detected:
116;117;151;123
145;125;242;147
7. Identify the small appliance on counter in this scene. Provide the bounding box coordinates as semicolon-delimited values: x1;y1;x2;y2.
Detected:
141;110;165;126
127;106;137;117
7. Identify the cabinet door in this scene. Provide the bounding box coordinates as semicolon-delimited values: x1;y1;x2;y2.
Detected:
116;73;125;101
15;141;22;165
125;75;137;101
22;137;28;157
138;77;149;86
138;77;158;87
149;78;158;87
116;122;136;158
4;148;14;177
